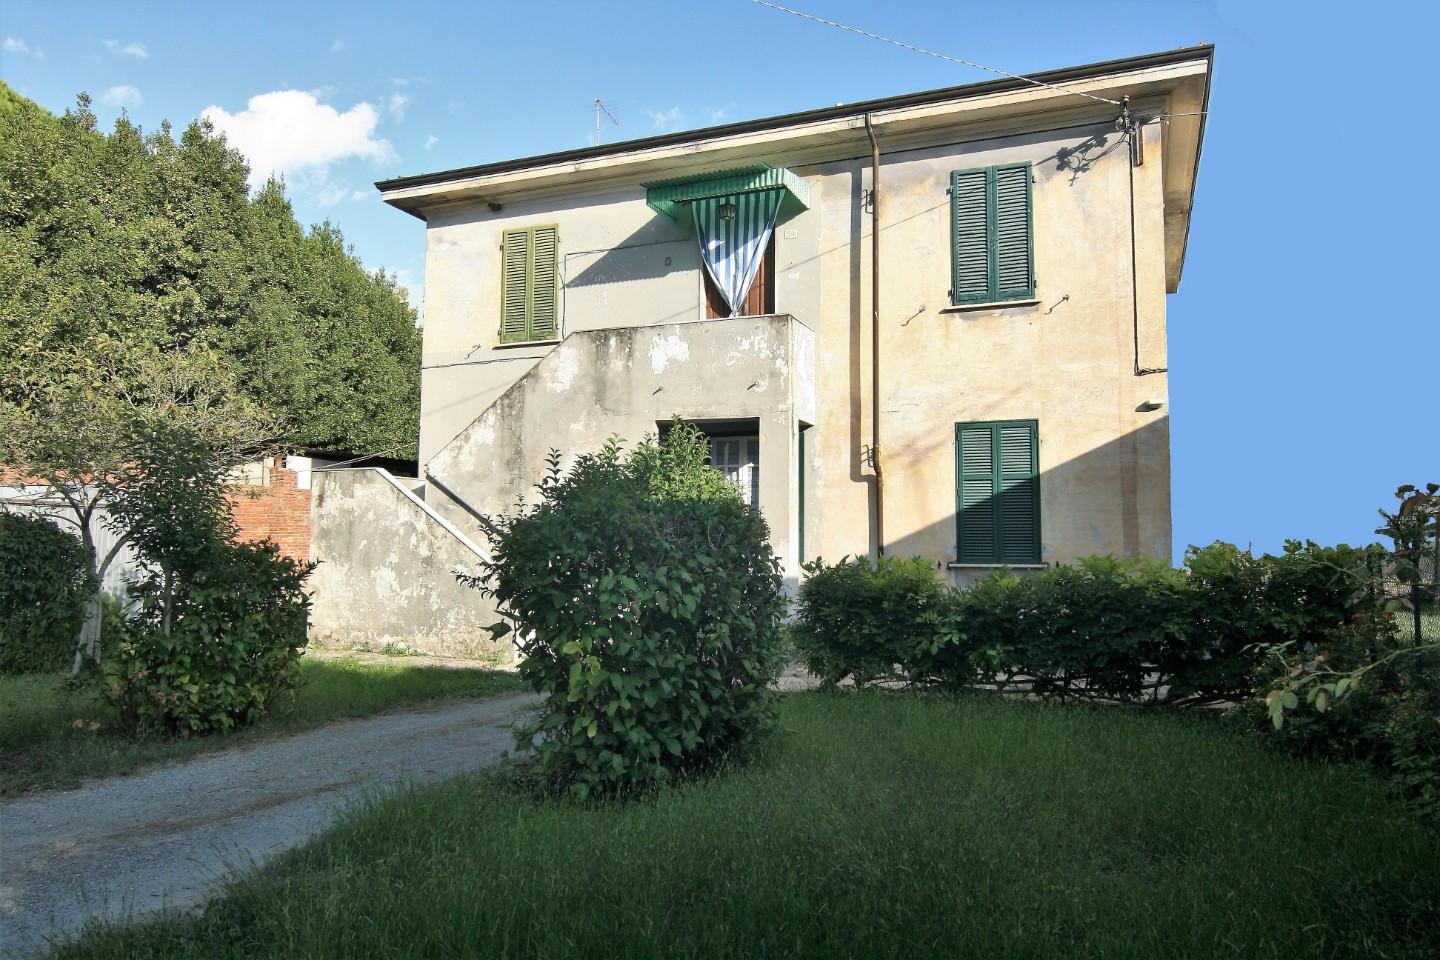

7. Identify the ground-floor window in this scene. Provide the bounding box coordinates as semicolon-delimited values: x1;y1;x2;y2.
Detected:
710;436;760;509
955;420;1040;564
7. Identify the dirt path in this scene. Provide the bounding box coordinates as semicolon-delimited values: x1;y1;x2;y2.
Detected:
0;692;536;958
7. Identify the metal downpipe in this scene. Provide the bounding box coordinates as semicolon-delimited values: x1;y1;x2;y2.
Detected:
865;113;884;556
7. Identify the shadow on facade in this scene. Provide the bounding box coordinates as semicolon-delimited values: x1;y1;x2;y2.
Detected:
853;415;1173;575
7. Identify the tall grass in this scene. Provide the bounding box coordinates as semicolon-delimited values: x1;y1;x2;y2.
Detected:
58;692;1440;959
0;656;525;794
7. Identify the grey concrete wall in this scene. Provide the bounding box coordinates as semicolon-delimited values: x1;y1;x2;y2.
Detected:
308;468;508;660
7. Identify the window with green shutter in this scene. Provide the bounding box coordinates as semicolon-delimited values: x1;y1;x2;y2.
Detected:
950;163;1034;305
955;420;1040;564
500;225;559;344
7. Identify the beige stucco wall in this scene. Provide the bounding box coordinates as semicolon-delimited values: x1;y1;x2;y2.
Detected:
417;115;1173;580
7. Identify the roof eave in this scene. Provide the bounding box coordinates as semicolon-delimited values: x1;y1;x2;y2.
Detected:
377;45;1213;216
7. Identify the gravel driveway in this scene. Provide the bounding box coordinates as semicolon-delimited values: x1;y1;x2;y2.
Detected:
0;692;536;957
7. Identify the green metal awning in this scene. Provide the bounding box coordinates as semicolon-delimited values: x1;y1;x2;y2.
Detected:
643;163;811;221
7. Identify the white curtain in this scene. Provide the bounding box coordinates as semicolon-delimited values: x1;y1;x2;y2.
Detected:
690;189;784;317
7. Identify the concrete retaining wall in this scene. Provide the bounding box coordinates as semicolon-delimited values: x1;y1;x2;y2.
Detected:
308;468;509;660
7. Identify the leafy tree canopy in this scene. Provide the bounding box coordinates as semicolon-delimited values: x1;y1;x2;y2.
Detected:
0;81;420;458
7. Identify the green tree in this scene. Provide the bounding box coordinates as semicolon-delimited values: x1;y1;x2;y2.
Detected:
0;341;278;672
0;81;421;458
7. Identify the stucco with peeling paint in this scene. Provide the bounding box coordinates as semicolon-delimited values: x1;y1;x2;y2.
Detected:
308;468;509;659
426;316;813;584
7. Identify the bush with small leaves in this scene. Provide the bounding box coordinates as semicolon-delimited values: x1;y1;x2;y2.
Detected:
791;555;948;687
475;424;785;798
795;542;1386;705
100;540;312;736
0;512;90;673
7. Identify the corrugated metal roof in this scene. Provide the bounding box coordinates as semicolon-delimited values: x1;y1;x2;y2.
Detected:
643;164;811;220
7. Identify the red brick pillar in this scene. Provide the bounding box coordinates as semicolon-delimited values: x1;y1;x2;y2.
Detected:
228;457;312;562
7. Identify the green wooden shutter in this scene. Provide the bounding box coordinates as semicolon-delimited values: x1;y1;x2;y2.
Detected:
499;225;560;344
996;422;1040;563
955;420;1040;564
957;423;997;561
500;228;531;343
951;169;990;304
950;163;1034;305
993;164;1034;301
529;225;558;340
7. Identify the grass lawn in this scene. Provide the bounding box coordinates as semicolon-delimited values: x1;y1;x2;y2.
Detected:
0;655;525;795
55;692;1440;960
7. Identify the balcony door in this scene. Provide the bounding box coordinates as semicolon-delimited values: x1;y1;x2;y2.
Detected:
705;234;775;318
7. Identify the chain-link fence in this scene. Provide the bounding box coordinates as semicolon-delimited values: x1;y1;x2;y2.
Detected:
1384;533;1439;646
1411;548;1439;645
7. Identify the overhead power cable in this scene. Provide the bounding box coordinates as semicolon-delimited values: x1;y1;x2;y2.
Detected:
750;1;1121;106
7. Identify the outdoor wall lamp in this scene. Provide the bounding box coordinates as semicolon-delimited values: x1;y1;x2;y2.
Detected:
718;199;737;221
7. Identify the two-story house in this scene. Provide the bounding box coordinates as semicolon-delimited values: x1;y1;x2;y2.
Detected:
366;46;1211;597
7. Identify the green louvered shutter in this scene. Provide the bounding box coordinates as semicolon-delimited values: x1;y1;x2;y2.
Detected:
993;164;1034;301
957;423;998;562
500;228;531;343
500;225;560;343
996;422;1040;563
529;225;558;340
951;169;990;304
950;163;1034;305
955;420;1040;564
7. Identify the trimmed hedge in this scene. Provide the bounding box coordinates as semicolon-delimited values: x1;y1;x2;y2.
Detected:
793;541;1385;705
0;512;90;673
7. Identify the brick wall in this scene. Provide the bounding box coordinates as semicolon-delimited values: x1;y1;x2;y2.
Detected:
228;457;311;563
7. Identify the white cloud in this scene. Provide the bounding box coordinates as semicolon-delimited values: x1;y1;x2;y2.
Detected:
3;36;40;57
387;92;408;121
201;90;395;188
315;182;349;207
647;106;684;131
705;105;734;124
308;83;340;100
99;85;143;108
103;39;149;59
330;39;345;53
350;190;368;201
424;134;438;150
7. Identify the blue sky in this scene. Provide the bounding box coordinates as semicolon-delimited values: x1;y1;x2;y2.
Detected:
2;0;1435;560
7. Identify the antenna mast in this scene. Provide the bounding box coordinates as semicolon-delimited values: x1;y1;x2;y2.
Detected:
594;98;620;145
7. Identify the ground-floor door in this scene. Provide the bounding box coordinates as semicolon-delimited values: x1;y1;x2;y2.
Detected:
709;436;760;508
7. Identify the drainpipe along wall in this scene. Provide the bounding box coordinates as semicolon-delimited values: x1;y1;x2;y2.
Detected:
865;113;884;556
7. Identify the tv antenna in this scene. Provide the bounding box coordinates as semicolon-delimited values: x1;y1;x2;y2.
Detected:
594;99;620;145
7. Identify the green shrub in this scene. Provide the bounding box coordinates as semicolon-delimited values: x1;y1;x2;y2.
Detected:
791;555;949;687
1237;613;1440;816
794;542;1386;706
1382;680;1440;818
923;569;1023;688
1003;557;1189;701
476;426;785;798
100;540;312;736
0;512;90;673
